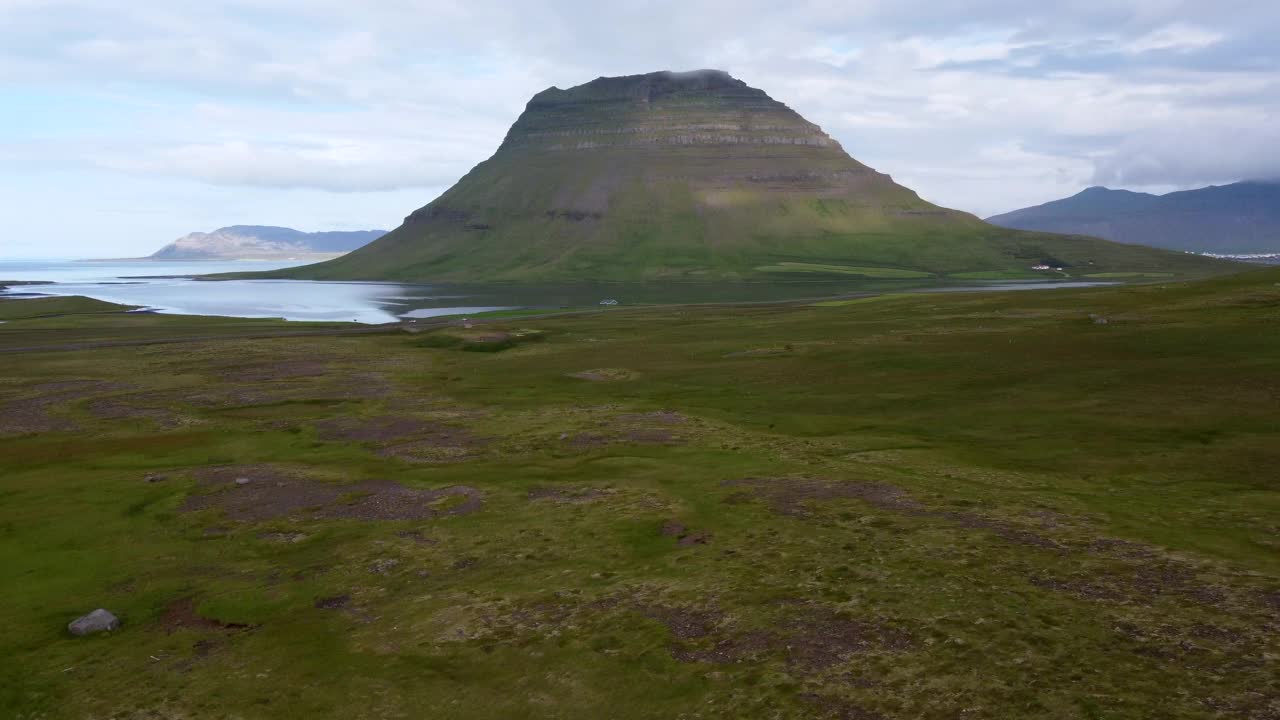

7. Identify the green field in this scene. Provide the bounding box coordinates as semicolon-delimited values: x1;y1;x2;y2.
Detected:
2;270;1279;719
1084;272;1177;279
755;262;933;278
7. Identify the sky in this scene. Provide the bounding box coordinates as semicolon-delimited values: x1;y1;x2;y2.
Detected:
2;1;1278;258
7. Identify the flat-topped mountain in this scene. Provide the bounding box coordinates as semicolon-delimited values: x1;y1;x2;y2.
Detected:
986;182;1280;254
151;225;386;260
265;70;1223;281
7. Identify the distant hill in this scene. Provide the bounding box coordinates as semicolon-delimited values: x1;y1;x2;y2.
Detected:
986;182;1280;254
250;70;1225;283
150;226;387;260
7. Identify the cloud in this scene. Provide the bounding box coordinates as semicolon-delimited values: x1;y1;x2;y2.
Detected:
1;0;1279;223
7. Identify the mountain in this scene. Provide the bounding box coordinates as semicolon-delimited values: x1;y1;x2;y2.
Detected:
263;70;1224;282
150;226;387;260
987;182;1280;254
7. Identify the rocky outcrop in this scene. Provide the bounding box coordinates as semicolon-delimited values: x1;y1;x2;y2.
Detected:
149;226;386;260
68;608;120;636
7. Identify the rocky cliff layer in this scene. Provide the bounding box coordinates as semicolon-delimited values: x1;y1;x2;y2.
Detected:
151;226;386;260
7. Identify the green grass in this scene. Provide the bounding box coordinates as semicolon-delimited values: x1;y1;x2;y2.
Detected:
1084;272;1176;279
756;262;933;278
2;268;1279;719
0;296;136;320
947;270;1047;280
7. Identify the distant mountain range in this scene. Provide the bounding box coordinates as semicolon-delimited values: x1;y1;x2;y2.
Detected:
150;226;387;260
986;181;1280;254
245;69;1223;283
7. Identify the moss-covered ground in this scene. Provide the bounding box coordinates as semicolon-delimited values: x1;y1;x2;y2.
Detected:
2;271;1278;719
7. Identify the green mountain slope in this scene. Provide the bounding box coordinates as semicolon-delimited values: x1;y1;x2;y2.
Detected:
269;70;1226;282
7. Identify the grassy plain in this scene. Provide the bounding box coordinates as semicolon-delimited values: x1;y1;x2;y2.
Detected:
2;270;1278;719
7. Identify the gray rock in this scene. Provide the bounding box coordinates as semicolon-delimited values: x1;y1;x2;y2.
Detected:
68;608;120;636
235;477;251;486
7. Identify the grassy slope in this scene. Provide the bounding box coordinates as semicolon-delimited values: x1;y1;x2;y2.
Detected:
2;270;1279;718
265;154;1226;283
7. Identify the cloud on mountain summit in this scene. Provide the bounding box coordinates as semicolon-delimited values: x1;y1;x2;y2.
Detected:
2;0;1278;254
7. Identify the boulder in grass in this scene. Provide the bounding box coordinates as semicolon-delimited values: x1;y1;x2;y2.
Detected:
68;609;120;636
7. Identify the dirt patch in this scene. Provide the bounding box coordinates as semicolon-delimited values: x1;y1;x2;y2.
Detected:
724;477;1062;550
617;410;688;425
0;380;129;436
779;606;913;671
527;486;612;504
569;368;637;382
315;417;487;463
313;415;488;463
1088;538;1159;559
1029;576;1126;602
723;477;922;518
258;531;308;543
660;601;910;669
180;465;483;522
798;694;885;720
638;604;722;640
159;597;251;633
661;519;711;546
564;429;682;448
622;428;680;444
567;432;610;448
396;530;437;544
85;395;183;428
219;360;329;382
314;595;350;610
315;416;443;443
1030;561;1226;606
377;439;484;464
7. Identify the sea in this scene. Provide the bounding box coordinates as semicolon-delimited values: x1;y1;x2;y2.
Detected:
0;259;514;324
0;258;1119;324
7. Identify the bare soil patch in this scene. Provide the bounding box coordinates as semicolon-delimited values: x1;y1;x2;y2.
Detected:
86;394;183;428
661;519;711;546
799;694;885;720
724;477;1062;550
779;606;913;671
0;380;129;436
616;410;688;425
315;416;443;443
219;360;329;382
314;595;350;610
1030;561;1226;606
657;601;911;669
180;465;482;522
569;368;637;382
315;415;488;463
527;486;612;504
159;597;251;633
637;604;721;640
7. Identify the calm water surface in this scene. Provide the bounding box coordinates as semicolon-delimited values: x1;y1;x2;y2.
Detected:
1;259;1116;324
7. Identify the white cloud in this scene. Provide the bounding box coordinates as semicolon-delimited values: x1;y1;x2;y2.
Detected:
1126;24;1224;54
1;0;1278;253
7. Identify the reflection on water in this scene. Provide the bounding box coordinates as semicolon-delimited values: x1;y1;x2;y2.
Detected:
0;259;1119;324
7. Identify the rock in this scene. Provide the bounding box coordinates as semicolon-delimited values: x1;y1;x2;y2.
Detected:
1093;317;1110;325
144;473;167;483
68;608;120;636
235;477;251;486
